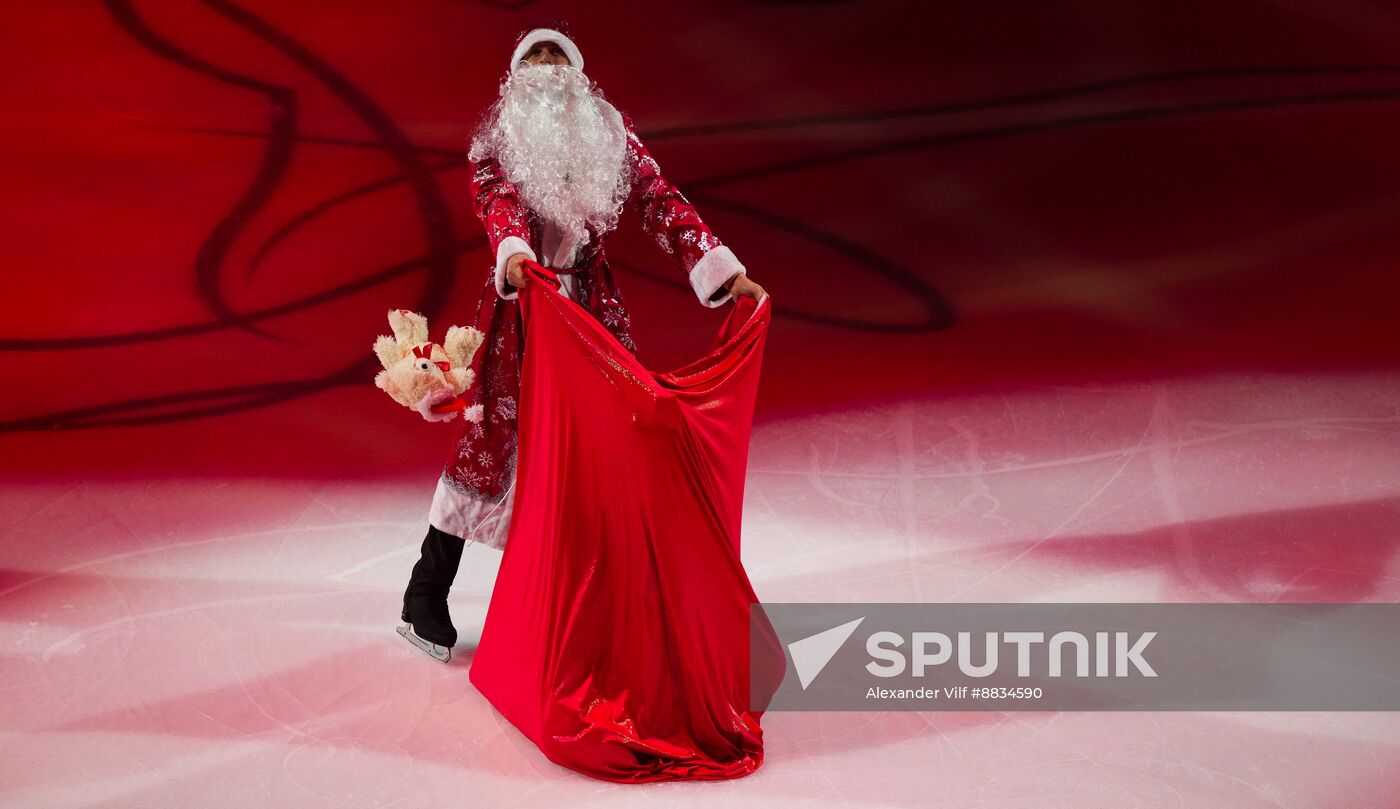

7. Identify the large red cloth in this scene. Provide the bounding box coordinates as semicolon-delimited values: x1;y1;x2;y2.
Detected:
469;260;783;782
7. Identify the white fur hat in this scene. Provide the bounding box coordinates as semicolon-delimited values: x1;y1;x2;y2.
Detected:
510;28;584;73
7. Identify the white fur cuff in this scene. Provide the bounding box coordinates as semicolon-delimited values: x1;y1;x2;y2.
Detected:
690;245;744;308
494;236;536;301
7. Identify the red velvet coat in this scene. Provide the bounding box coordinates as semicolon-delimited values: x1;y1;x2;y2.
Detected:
428;111;749;546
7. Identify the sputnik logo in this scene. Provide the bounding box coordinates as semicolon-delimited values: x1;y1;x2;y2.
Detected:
788;616;865;690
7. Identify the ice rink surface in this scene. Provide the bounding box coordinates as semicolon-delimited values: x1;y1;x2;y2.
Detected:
6;371;1400;807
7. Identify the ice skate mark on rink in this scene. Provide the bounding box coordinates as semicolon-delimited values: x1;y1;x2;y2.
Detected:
750;408;1400;482
39;587;380;662
324;546;418;584
0;520;417;600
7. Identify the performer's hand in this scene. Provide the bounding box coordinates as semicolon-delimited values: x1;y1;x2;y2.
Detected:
727;272;766;301
506;253;530;288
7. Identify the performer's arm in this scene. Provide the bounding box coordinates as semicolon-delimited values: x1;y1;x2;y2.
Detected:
469;155;535;300
624;115;749;308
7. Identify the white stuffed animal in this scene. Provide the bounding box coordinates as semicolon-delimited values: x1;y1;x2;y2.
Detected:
372;309;485;423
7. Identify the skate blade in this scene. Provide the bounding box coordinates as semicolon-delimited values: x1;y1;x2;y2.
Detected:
396;624;451;663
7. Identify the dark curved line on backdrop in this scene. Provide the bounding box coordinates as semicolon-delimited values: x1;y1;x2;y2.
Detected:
197;67;1400;340
150;123;467;160
104;0;292;340
137;63;1400;336
11;64;1400;427
243;151;953;334
621;191;958;334
69;124;954;338
247;154;463;280
642;63;1400;140
199;0;459;324
151;67;1400;333
8;79;1400;352
103;0;458;341
0;239;481;352
24;0;464;425
148;63;1400;153
683;85;1400;190
0;359;385;432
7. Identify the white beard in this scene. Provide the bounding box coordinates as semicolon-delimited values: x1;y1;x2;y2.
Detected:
469;64;631;250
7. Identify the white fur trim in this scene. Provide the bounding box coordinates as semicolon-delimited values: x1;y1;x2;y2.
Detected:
429;474;515;550
510;29;583;73
689;245;744;308
416;391;459;422
494;236;535;300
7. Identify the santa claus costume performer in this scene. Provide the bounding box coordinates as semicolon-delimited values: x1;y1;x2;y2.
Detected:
397;21;767;661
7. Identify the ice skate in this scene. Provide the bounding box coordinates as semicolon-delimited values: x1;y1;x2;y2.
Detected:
396;621;452;663
397;525;465;664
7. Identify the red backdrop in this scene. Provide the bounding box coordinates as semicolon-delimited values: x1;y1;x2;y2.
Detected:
4;1;1399;479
